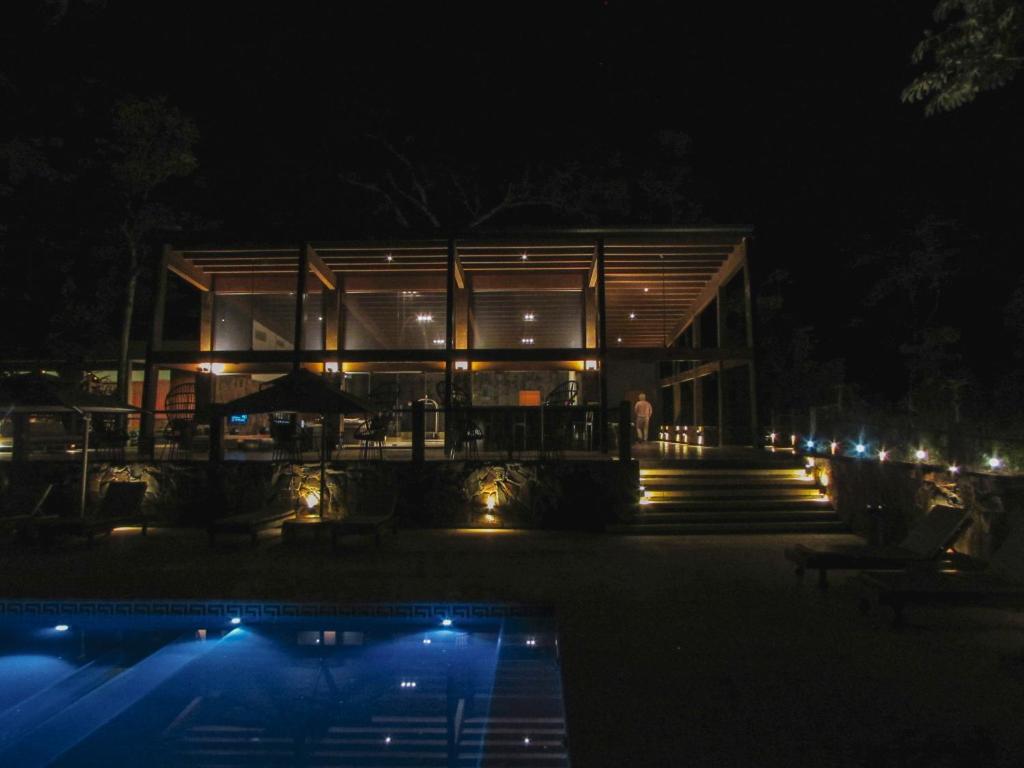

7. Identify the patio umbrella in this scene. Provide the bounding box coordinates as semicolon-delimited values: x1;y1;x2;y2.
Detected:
216;369;375;517
0;373;140;517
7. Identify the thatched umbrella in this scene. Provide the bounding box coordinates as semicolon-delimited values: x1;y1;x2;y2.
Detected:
0;373;140;517
216;369;375;517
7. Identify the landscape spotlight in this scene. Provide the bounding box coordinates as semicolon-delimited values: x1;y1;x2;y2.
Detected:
989;457;1003;470
855;443;866;454
914;449;927;461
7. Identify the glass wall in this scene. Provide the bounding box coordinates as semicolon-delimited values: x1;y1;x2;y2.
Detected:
213;276;297;352
470;274;584;349
343;276;447;350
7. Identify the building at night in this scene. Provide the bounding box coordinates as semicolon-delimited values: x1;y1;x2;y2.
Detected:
127;228;756;457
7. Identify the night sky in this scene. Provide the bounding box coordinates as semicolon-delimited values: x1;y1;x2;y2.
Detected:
4;1;1023;406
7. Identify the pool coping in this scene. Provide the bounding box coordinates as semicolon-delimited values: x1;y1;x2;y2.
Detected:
0;599;555;623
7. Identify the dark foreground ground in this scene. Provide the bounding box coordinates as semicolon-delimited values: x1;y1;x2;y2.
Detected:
2;528;1023;767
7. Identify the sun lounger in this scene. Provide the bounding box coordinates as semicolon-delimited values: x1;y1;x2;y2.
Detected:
0;484;54;537
860;523;1024;626
784;503;972;588
208;506;295;546
330;510;398;549
34;482;149;545
329;472;398;550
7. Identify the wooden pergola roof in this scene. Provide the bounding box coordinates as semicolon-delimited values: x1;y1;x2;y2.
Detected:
170;228;750;348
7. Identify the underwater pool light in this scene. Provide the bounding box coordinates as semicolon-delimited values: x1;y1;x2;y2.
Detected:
54;624;69;632
230;617;241;625
441;618;452;627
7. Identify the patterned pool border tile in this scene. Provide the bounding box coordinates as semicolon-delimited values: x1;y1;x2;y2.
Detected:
0;600;554;623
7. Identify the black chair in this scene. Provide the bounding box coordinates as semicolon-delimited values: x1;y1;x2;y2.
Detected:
91;415;128;462
435;382;481;458
545;380;578;406
160;382;196;460
355;412;392;459
543;381;578;456
270;420;302;463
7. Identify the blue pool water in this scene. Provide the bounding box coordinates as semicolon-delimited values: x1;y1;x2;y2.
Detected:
0;602;569;767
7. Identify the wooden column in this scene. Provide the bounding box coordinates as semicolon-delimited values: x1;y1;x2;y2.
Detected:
412;399;425;464
11;414;28;463
716;286;725;447
325;276;343;353
742;238;759;446
596;239;608;452
292;242;309;369
692;314;703;427
199;289;214;353
443;239;457;454
140;244;172;458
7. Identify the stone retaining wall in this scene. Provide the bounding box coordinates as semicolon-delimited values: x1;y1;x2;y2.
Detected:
0;459;640;532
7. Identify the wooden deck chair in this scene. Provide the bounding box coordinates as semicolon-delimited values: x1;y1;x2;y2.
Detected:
861;522;1024;626
784;503;972;588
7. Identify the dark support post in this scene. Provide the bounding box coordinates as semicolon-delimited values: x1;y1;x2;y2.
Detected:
742;238;759;447
412;399;425;465
692;314;703;427
292;242;309;369
716;287;725;447
140;245;171;458
208;411;224;463
444;238;456;455
596;239;608;452
11;414;28;463
618;400;631;462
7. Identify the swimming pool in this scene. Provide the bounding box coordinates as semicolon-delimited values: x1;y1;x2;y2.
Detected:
0;601;570;767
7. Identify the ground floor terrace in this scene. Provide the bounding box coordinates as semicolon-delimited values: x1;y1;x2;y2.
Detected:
1;529;1021;766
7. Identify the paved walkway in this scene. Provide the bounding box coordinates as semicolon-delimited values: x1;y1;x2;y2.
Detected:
2;528;1022;765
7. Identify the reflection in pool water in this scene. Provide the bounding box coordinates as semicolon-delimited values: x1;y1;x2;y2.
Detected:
0;604;569;767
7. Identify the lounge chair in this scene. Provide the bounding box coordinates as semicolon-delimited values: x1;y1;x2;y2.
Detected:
208;504;295;546
207;472;297;546
861;523;1024;626
0;484;54;537
329;471;398;551
33;482;149;545
784;503;972;588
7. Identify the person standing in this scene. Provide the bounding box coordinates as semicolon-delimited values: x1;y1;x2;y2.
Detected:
634;392;653;442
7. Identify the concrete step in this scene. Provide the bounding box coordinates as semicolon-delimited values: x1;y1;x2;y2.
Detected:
639;467;806;478
632;509;841;524
640;497;831;511
639;474;814;487
643;487;822;500
608;519;847;535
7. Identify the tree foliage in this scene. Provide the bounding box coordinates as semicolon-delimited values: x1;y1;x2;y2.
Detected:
904;0;1024;115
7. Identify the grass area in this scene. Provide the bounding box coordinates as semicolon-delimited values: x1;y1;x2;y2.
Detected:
2;528;1023;766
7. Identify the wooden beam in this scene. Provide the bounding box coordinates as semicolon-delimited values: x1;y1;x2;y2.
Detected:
306;244;337;290
341;294;391;349
454;252;466;290
471;273;583;292
664;246;746;345
167;250;211;291
343;273;447;292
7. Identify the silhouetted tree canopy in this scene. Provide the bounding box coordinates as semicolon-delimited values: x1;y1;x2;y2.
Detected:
905;0;1024;114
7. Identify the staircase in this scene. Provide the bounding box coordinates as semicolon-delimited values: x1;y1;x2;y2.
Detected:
611;458;845;534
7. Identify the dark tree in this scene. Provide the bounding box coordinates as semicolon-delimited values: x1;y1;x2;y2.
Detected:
904;0;1024;114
